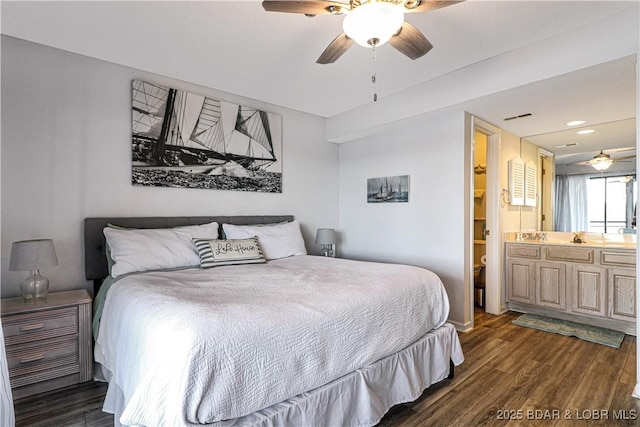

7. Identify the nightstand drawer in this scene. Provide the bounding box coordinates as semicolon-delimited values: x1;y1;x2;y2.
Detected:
6;335;78;379
2;307;78;345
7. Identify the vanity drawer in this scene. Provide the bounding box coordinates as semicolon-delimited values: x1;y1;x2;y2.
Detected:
601;250;636;267
2;307;78;346
546;246;594;263
506;244;541;259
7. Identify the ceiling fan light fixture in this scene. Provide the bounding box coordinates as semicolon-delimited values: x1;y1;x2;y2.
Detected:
588;152;614;171
343;1;404;48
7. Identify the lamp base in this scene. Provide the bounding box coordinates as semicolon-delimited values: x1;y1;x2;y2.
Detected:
320;244;335;258
21;270;49;303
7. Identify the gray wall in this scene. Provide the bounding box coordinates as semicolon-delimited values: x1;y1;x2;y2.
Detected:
1;36;340;297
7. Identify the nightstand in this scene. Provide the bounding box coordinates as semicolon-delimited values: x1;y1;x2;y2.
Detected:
1;289;92;399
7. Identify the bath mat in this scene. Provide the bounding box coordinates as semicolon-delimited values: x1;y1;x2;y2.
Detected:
513;313;625;348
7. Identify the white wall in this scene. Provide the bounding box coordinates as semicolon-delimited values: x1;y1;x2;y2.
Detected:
0;36;339;298
338;110;468;328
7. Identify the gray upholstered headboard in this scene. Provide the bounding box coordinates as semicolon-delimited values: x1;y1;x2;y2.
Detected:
84;215;294;284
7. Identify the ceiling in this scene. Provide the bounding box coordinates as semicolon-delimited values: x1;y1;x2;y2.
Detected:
463;55;637;163
1;0;637;155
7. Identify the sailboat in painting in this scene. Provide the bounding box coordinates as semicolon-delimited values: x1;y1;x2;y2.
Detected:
367;175;409;203
131;80;281;192
375;178;394;201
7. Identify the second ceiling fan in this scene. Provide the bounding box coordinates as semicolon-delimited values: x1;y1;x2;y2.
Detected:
262;0;463;64
572;150;636;171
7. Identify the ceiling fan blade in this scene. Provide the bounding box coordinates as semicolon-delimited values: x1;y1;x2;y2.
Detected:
262;1;349;15
614;155;636;161
568;161;590;166
403;0;465;13
316;33;353;64
388;22;433;60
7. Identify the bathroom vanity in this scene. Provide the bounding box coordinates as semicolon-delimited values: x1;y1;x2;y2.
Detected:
505;235;636;335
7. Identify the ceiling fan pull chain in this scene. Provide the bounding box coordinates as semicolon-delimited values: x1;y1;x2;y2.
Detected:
372;45;378;102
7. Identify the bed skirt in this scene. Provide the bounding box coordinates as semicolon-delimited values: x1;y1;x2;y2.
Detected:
102;322;463;427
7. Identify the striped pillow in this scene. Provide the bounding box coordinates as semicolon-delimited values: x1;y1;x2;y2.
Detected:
193;237;266;268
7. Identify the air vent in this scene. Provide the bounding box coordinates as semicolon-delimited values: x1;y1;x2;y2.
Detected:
504;113;534;121
555;142;579;148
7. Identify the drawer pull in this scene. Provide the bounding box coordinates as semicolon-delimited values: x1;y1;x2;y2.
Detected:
19;323;45;332
20;353;45;363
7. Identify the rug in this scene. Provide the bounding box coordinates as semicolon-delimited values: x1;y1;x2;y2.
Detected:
513;313;625;348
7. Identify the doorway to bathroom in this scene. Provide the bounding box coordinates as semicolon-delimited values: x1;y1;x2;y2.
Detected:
470;117;501;323
473;130;487;310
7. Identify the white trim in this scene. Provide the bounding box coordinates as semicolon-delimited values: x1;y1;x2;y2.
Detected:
448;318;474;333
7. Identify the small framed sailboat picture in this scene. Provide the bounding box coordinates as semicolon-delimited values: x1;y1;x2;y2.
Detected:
131;79;282;193
367;175;409;203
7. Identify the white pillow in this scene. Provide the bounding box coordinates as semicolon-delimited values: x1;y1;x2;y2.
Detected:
104;221;219;278
222;221;307;260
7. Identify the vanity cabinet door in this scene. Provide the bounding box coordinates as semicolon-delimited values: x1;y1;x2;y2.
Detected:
535;262;566;310
506;258;535;304
570;265;607;318
608;268;636;321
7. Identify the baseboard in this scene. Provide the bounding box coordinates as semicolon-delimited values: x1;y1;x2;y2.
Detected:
449;319;473;333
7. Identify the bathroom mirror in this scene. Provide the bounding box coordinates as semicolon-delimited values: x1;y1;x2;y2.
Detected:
466;54;636;234
520;118;637;232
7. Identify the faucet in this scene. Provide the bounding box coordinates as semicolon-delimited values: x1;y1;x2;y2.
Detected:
572;232;586;244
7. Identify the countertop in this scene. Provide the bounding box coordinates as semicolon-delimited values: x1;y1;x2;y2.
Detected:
505;232;636;249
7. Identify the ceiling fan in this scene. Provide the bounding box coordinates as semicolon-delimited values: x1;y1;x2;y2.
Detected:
572;150;636;171
262;0;463;64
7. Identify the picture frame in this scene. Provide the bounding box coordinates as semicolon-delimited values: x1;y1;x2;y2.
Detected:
367;175;409;203
131;79;282;193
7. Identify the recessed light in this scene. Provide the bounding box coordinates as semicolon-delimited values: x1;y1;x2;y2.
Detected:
566;120;586;126
577;129;595;135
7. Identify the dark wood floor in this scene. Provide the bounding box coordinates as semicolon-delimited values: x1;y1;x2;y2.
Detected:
13;379;111;427
13;309;640;426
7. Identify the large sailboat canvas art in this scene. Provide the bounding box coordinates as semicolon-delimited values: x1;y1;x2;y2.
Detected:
131;80;282;192
367;175;409;203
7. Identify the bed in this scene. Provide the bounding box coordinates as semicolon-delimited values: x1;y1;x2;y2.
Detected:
85;216;464;427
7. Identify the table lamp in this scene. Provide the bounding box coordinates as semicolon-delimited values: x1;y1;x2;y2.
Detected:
315;228;336;257
9;239;58;302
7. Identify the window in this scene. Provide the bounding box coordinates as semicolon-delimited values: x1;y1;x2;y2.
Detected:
587;176;636;233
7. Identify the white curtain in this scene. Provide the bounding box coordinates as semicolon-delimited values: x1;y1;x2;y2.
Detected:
1;319;15;427
555;175;588;231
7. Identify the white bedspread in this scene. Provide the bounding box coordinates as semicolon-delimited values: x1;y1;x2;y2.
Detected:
95;255;451;427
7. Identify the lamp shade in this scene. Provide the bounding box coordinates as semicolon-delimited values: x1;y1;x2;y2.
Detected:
590;158;613;171
315;228;336;245
9;239;58;271
342;1;404;48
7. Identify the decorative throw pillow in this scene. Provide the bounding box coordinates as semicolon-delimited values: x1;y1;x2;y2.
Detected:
104;221;219;278
192;237;266;268
222;220;307;260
